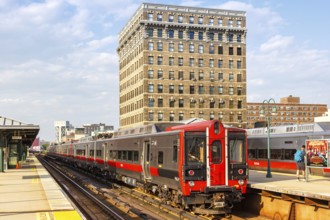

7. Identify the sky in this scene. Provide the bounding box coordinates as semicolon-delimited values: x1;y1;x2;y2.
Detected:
1;0;330;141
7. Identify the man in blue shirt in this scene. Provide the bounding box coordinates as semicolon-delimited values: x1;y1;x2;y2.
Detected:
296;145;306;181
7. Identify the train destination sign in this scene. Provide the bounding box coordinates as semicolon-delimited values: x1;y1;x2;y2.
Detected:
306;140;329;167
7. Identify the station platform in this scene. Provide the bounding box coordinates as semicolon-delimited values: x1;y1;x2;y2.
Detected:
248;169;330;201
0;155;84;220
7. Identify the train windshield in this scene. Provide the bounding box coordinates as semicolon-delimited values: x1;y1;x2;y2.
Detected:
228;132;246;164
185;132;206;164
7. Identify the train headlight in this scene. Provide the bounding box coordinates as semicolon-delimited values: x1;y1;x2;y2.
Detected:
188;181;195;187
238;179;244;186
188;170;195;176
238;169;244;175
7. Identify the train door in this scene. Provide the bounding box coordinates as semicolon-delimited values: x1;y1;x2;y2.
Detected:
142;140;152;180
208;138;225;186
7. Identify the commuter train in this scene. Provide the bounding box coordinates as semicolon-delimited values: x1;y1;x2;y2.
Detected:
247;122;330;172
48;120;248;215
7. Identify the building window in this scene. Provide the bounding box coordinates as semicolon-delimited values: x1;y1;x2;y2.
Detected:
209;32;214;41
169;84;174;93
228;20;233;27
178;43;183;52
228;34;233;42
157;70;163;79
178;15;183;23
229;87;234;95
169;113;175;121
209;45;215;54
179;85;184;94
229;47;233;55
158;112;163;121
157;56;163;65
190;100;196;108
169;99;175;107
189;44;194;53
189;31;194;39
148;13;153;21
229;60;233;69
148;84;154;93
198;17;203;24
189;16;194;24
209;59;214;67
157;29;162;37
218;59;223;68
198;32;203;40
237;87;242;95
158;84;163;93
198;85;204;94
238;100;242;109
169;43;174;52
210;71;215;79
198;45;204;53
218;86;223;94
168;15;174;22
237;60;242;69
148;98;154;107
229;100;234;108
148;112;154;121
218;33;223;41
190;85;195;94
236;20;241;28
209;18;214;25
189;71;195;80
198;58;203;67
237;74;242;82
157;42;163;51
219;101;225;108
157;14;162;21
237;47;242;55
198;71;204;80
179;99;184;108
148;70;154;79
178;57;183;66
237;34;242;42
148;42;153;51
209;86;215;94
218;18;222;26
178;71;184;79
169;71;174;79
218;46;223;54
148;56;154;64
158;98;163;107
169;57;174;66
168;30;174;38
148;28;153;37
229;73;234;81
218;72;223;80
179;113;184;121
189;58;194;67
178;30;183;39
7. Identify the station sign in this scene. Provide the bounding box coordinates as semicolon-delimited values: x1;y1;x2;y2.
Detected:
306;140;329;167
12;136;22;140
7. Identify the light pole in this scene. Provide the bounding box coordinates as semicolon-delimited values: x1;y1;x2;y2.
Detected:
259;98;277;178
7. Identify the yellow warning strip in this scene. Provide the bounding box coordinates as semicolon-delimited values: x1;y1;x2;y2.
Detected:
53;211;83;220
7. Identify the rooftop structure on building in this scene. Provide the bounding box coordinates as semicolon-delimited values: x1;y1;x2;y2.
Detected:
247;95;328;128
117;3;247;129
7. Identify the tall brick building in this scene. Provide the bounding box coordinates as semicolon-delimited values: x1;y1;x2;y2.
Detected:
117;3;247;129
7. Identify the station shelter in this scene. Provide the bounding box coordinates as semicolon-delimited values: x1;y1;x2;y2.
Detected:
0;116;39;171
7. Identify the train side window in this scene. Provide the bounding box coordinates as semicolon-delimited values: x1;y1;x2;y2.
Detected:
173;144;178;162
109;150;113;159
89;150;94;157
96;150;102;157
258;149;267;159
284;149;295;160
133;151;139;162
158;151;164;165
271;149;282;160
122;151;127;160
248;149;256;159
118;151;122;160
211;141;222;164
128;151;133;161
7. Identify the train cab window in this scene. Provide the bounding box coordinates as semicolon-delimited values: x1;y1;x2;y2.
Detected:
229;137;245;163
211;141;222;164
89;150;94;157
128;151;133;161
133;151;139;162
173;144;178;162
186;134;206;164
158;151;164;165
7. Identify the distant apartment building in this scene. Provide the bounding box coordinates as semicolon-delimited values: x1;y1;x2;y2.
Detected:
247;95;328;128
83;123;114;136
117;3;247;129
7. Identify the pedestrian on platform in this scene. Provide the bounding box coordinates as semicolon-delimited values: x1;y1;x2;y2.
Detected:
295;145;306;181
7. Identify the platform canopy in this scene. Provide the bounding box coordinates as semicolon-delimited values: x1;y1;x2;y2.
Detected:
0;116;40;146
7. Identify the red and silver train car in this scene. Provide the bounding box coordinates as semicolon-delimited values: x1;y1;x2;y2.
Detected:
49;120;248;215
247;122;330;172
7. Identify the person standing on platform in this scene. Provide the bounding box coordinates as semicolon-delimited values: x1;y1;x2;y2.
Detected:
295;145;306;181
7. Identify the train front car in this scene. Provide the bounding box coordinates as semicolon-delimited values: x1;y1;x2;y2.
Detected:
168;120;248;215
